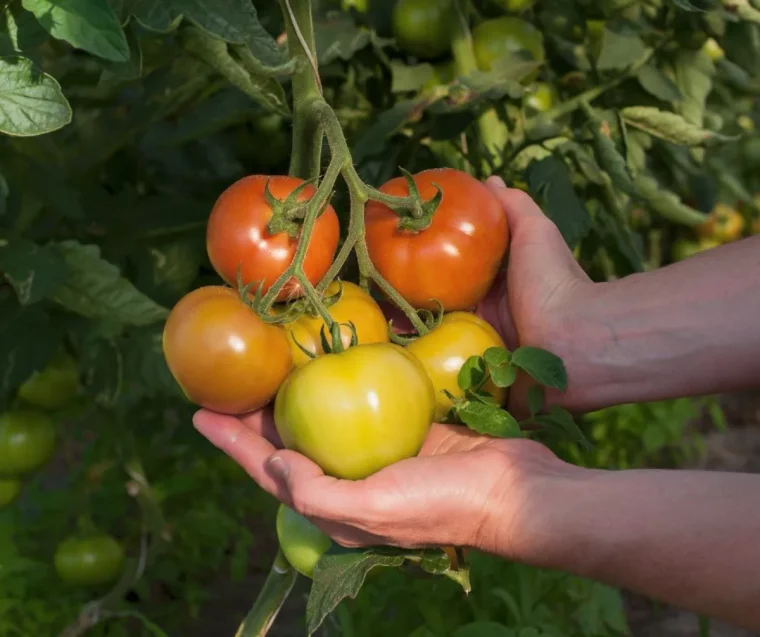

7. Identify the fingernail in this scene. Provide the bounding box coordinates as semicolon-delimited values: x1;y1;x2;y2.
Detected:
486;176;507;189
268;456;289;482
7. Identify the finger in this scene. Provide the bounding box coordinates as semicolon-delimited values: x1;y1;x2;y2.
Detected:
485;177;547;231
239;408;282;447
193;410;284;498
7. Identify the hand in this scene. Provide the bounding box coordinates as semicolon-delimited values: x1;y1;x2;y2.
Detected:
192;409;573;557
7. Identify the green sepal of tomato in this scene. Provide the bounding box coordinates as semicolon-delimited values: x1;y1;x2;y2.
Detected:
276;505;332;579
54;534;126;587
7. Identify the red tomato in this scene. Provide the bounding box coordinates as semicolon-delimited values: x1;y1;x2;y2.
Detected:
365;169;509;311
206;176;340;302
162;286;293;415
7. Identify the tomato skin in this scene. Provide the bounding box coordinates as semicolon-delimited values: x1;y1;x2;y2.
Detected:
365;169;509;312
0;411;56;476
54;535;125;587
697;204;745;244
276;505;332;578
472;17;545;77
494;0;536;13
0;479;22;507
407;313;507;421
275;344;435;480
523;82;557;115
393;0;454;60
162;287;293;415
17;351;79;410
286;282;390;368
206;176;340;302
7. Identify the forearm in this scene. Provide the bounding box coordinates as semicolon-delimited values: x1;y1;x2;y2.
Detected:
557;236;760;412
503;466;760;630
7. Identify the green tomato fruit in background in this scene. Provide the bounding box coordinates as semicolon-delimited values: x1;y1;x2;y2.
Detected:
0;411;56;476
276;505;332;578
671;238;721;262
522;82;557;115
342;0;368;11
493;0;536;13
18;351;79;410
393;0;454;60
472;17;545;80
54;535;126;587
0;479;22;507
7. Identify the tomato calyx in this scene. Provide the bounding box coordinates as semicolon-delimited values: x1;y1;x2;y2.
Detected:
388;301;444;345
381;168;444;233
291;320;359;361
264;177;330;238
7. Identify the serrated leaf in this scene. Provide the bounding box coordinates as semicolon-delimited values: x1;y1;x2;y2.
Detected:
307;548;405;635
458;356;486;392
637;64;683;102
458;402;522;439
596;26;648;71
621;106;734;146
0;237;68;305
511;347;567;391
536;407;592;451
0;56;71;136
484;347;517;389
527;386;545;418
22;0;129;61
48;241;169;326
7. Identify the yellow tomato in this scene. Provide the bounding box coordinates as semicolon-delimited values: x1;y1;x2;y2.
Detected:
697;204;746;244
274;344;435;480
407;312;507;421
286;281;390;367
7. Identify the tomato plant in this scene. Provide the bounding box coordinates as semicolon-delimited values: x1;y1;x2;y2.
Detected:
286;281;390;367
407;312;507;421
163;286;293;414
17;350;79;411
0;411;56;476
392;0;454;60
206;175;340;302
0;478;22;507
54;535;126;587
276;504;332;579
472;17;545;74
365;169;509;312
275;344;435;480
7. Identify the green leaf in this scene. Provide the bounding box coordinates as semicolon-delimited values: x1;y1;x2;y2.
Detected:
419;550;451;575
673;49;714;128
353;100;417;163
307;547;405;635
21;0;129;62
511;347;567;391
0;237;68;305
536;407;592;451
0;56;71;136
453;621;516;637
98;22;143;87
637;64;683;102
526;157;591;249
526;386;545;418
0;3;49;55
315;13;372;64
596;26;648;71
458;402;522;439
390;61;436;94
48;241;169;326
80;332;124;407
621;106;735;146
484;347;517;389
458;356;486;392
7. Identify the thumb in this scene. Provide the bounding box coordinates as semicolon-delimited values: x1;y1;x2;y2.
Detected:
485;176;548;231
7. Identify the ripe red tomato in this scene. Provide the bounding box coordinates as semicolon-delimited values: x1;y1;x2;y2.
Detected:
54;534;125;587
162;286;293;415
206;176;340;302
365;169;509;311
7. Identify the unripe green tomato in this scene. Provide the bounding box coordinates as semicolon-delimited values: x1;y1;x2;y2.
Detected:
393;0;454;60
342;0;368;11
472;17;545;81
493;0;536;13
0;411;56;477
672;238;721;262
18;351;79;410
274;344;436;480
0;479;22;507
54;535;126;587
276;505;332;578
522;82;557;115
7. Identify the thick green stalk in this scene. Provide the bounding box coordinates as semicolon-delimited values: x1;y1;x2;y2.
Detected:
279;0;323;180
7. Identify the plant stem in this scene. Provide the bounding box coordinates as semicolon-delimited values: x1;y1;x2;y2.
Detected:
280;0;323;180
235;552;298;637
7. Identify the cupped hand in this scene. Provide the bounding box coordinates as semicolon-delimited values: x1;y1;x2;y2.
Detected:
193;409;569;557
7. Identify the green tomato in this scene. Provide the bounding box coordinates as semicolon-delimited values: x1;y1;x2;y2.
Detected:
342;0;368;11
522;82;557;115
0;479;22;508
276;505;332;578
493;0;535;13
54;534;126;587
393;0;454;60
472;17;545;80
274;343;435;480
17;351;79;410
0;411;56;477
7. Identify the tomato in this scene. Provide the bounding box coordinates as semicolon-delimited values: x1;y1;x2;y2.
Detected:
342;0;368;11
206;175;340;302
275;344;435;480
17;350;79;410
365;169;509;312
393;0;454;60
407;313;507;421
286;281;390;368
493;0;536;13
702;37;725;62
54;534;125;587
472;17;545;78
0;479;22;507
0;411;56;476
672;238;721;261
522;82;557;115
697;204;746;244
276;504;332;578
162;287;293;415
